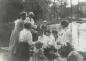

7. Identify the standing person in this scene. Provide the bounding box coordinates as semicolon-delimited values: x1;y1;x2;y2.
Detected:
9;12;26;56
24;12;35;25
24;12;37;29
24;12;38;42
37;29;44;42
40;20;48;33
14;23;33;61
14;12;26;29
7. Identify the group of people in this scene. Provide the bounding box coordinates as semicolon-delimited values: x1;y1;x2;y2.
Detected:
9;11;83;61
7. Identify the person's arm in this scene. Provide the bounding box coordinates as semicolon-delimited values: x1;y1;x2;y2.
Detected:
56;37;62;45
40;24;43;29
9;30;14;46
31;18;35;25
27;32;33;45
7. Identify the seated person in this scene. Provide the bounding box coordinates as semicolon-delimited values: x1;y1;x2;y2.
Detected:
40;20;48;32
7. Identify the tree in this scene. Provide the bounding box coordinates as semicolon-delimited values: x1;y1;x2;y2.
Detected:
47;0;69;23
0;0;24;46
0;0;51;46
24;0;51;21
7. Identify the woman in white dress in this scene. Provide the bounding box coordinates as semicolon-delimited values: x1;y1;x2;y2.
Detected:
9;12;26;56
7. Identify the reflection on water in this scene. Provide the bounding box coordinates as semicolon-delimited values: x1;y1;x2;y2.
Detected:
0;53;5;61
0;48;9;61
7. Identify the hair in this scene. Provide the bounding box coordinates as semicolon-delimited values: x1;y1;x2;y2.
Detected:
44;29;51;35
61;20;69;27
38;29;43;35
16;22;23;30
18;12;26;20
46;30;51;33
52;30;58;34
52;30;58;38
24;23;32;29
29;12;35;18
35;42;43;49
29;12;34;16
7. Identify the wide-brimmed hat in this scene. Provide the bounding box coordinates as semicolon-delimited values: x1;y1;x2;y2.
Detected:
19;11;27;17
29;12;35;16
43;20;47;23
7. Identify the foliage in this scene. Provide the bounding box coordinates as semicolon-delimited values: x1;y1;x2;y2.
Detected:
0;0;86;46
24;0;51;21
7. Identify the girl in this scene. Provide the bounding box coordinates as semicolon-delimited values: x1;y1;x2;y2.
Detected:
32;42;46;61
14;23;33;61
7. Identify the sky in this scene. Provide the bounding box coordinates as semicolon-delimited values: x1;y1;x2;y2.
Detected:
51;0;86;7
67;0;86;7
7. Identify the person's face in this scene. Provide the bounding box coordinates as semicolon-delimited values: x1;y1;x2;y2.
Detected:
29;15;34;18
16;23;23;31
53;33;58;38
38;31;43;36
22;15;26;20
46;32;51;36
43;22;47;25
61;24;66;29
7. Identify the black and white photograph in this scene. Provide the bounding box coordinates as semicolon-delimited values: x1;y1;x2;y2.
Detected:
0;0;86;61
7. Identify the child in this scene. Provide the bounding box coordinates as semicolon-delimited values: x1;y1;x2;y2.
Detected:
14;23;33;61
43;30;59;61
32;42;46;61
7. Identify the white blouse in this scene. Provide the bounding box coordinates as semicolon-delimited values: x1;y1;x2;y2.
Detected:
58;27;72;46
19;29;33;45
24;17;35;25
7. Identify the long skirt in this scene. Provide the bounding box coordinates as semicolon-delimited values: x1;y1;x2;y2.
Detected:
43;46;58;60
58;43;74;58
32;52;45;61
14;42;32;60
